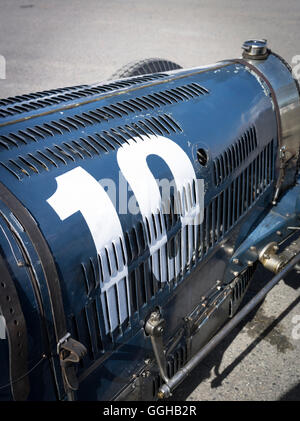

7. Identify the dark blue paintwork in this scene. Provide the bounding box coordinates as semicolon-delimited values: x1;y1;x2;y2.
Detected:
0;61;281;400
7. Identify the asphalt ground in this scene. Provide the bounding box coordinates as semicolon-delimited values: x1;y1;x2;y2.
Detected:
0;0;300;401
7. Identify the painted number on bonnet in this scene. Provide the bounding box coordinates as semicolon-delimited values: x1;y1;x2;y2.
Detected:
47;166;124;255
47;134;204;331
47;135;203;256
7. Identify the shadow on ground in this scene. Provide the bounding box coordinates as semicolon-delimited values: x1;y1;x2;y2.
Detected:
280;382;300;400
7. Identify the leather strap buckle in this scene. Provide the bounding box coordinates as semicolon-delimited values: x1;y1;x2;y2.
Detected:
58;334;87;391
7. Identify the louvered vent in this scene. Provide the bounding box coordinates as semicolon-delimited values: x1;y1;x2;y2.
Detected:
0;73;168;118
0;85;89;107
213;127;258;186
201;139;274;256
127;181;197;316
0;114;182;180
0;82;206;152
229;263;258;316
70;297;105;365
152;343;188;398
73;237;130;357
122;139;275;323
66;139;274;366
232;263;257;304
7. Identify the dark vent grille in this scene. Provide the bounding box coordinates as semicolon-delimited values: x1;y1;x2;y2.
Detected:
0;74;167;118
71;141;273;358
213;127;258;186
162;193;181;232
70;296;106;365
75;139;274;341
0;83;205;151
97;239;131;336
0;85;89;107
232;263;257;304
1;114;182;180
127;214;168;315
127;185;197;316
229;263;258;316
129;261;150;314
152;343;188;398
71;242;130;362
124;223;147;265
200;139;274;257
81;257;100;295
167;343;188;379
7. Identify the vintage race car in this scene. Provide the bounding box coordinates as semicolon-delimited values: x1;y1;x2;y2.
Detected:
0;39;299;401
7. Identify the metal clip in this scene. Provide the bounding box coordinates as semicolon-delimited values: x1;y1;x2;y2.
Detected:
57;332;71;355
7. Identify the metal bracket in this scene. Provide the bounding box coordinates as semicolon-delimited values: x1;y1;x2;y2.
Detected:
145;311;169;387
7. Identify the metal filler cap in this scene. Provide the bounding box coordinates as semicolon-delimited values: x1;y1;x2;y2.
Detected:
242;39;269;60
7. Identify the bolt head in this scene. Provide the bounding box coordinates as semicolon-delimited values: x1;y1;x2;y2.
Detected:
151;312;160;321
157;391;165;399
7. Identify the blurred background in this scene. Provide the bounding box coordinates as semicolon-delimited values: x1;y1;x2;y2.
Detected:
0;0;300;401
1;0;300;97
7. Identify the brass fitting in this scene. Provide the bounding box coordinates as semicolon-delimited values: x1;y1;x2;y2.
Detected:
258;242;286;273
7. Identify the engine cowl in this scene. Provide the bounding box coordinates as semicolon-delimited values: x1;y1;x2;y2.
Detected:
0;42;299;400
